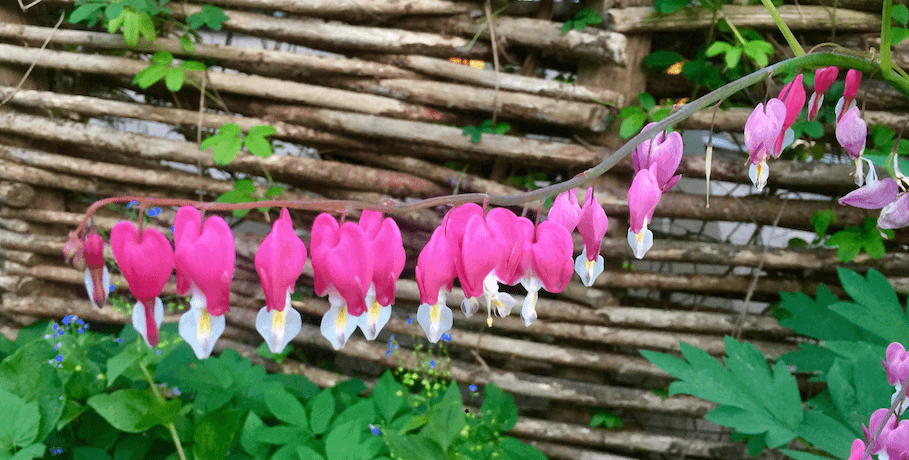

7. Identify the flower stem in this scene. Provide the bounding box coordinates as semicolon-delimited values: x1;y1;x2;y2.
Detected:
140;360;187;460
758;0;805;57
882;0;894;79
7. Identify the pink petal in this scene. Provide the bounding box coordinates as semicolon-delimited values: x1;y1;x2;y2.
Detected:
547;189;582;231
457;214;499;298
174;216;235;316
779;74;806;128
745;100;785;164
653;131;684;190
416;226;456;305
880;193;909;229
310;213;340;297
323;222;372;316
530;221;573;293
84;232;105;268
839;178;898;209
111;222;174;301
836;107;867;160
369;216;405;306
814;66;839;94
845;69;862;101
485;208;533;285
578;189;608;261
255;208;307;313
627;169;662;233
173;206;202;296
358;210;383;240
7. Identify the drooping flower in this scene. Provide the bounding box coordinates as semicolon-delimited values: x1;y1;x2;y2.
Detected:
311;214;373;350
254;208;307;354
836;106;869;186
111;222;173;348
880;193;909;229
839;168;898;209
884;342;909;414
847;438;866;460
173;206;202;296
863;408;898;456
808;66;838;121
174;207;235;359
547;190;582;231
520;221;573;326
836;69;862;121
633;123;684;192
484;208;532;318
357;211;405;341
627;168;662;259
744;99;786;191
416;226;456;343
575;188;607;287
443;204;506;323
83;231;109;308
773;74;806;157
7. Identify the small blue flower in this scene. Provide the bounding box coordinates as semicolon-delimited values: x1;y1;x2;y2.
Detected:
77;328;85;334
62;315;73;326
76;318;85;326
147;207;161;217
407;317;413;325
171;226;175;232
109;284;116;292
441;333;452;342
157;349;162;355
386;350;392;358
369;424;381;436
390;334;395;340
59;395;64;400
54;355;64;363
54;343;61;351
469;384;478;392
173;387;181;396
429;360;436;368
127;201;139;208
52;324;59;330
56;448;63;455
116;338;123;344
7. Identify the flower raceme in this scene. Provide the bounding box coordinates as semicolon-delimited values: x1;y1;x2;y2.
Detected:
774;74;806;158
745;98;786;191
83;231;110;309
627;167;662;260
548;188;608;286
808;66;838;121
632;122;683;193
358;211;405;341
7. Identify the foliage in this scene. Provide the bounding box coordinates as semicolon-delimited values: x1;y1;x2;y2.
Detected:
0;318;545;460
891;4;909;45
560;8;603;34
644;268;903;458
589;410;623;430
132;51;207;92
790;212;894;263
705;38;774;69
462;119;511;144
617;93;672;139
202;123;276;166
214;178;285;218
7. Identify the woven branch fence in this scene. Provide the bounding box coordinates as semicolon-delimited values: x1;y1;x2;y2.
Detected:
0;0;904;458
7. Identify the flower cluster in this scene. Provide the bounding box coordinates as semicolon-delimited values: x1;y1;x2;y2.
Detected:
847;342;909;460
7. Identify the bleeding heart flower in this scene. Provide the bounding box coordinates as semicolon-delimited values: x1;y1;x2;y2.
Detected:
836;106;868;186
173;206;202;296
416;226;456;343
83;231;109;308
880;192;909;229
520;221;573;326
111;222;173;348
358;210;405;341
174;209;234;359
443;205;504;321
627;168;662;259
808;66;838;121
575;188;607;287
773;74;806;157
744;99;786;191
839;169;898;210
255;208;307;354
633;123;684;192
836;69;862;121
547;189;582;231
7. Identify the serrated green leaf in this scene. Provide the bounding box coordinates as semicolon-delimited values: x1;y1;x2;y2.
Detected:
164;68;185;92
705;41;732;57
797;411;858;458
829;269;909;343
774;286;866;343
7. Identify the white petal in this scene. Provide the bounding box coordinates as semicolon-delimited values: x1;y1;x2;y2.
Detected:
256;303;302;354
320;306;357;350
357;302;391;341
574;249;604;287
417;302;452;343
84;265;110;307
627;226;653;260
492;292;516;317
521;290;539;327
749;161;769;191
132;298;164;348
460;297;479;318
179;302;224;360
855;158;865;187
834;97;844;119
779;128;795;155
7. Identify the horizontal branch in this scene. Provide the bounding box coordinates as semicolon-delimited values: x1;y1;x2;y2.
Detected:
608;5;880;33
186;0;470;19
0;43;453;124
0;181;34;208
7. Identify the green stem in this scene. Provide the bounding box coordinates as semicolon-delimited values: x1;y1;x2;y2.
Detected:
140;361;187;460
758;0;806;56
882;0;894;79
718;12;748;47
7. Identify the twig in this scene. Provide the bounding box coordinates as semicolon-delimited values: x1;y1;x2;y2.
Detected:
16;0;43;11
0;12;64;108
484;0;501;126
470;349;492;373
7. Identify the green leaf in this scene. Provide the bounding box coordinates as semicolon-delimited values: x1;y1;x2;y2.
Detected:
643;50;684;70
11;443;46;460
332;399;377;432
325;421;364;460
133;64;168;89
774;286;866;343
422;400;465;452
826;230;862;262
780;448;840;460
892;27;909;46
240;412;270;458
797;411;858;458
123;11;140;46
87;389;181;433
810;210;836;238
69;3;104;24
106;342;146;387
372;371;405;422
245;135;273;159
742;40;773;66
107;9;126;34
894;4;909;25
0;341;64;441
112;434;151;460
705;41;732;57
254;424;309;445
399;413;430;432
308;389;335;435
296;445;326;460
73;447;112;460
213;137;243;165
233;178;256;195
724;47;742;69
193;408;244;460
655;0;689;14
216;190;251;205
492;122;511;135
266;389;309;430
150;51;174;66
500;437;547;460
137;13;156;43
179;35;195;53
829;268;909;343
384;431;443;459
265;186;285;198
619;112;646;139
105;3;124;21
248;125;277;138
201;5;228;30
481;383;518;432
0;387;39;450
638;92;656;111
164;68;185;92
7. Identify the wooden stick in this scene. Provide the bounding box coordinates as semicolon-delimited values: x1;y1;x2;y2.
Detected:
0;43;457;124
326;77;611;131
172;4;492;58
0;23;421;80
607;5;880;33
186;0;470;19
0;180;34;207
376;54;624;105
0;111;449;198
